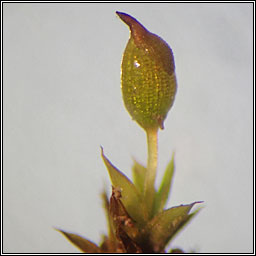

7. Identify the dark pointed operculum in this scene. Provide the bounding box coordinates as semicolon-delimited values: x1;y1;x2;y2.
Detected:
117;11;177;130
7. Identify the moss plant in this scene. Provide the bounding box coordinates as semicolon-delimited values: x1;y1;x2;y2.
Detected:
56;11;202;253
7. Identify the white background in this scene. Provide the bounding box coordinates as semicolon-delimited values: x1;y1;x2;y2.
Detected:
3;2;253;253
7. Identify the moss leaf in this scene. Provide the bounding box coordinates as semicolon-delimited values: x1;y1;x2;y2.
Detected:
56;229;101;253
101;147;147;224
132;159;147;194
169;206;203;243
153;153;175;215
144;202;202;252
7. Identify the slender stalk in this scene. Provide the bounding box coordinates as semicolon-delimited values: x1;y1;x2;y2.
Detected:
144;127;159;215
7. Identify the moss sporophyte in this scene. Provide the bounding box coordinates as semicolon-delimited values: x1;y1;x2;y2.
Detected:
56;12;202;253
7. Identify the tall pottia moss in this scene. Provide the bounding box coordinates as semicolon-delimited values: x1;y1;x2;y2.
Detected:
117;12;177;130
57;12;202;254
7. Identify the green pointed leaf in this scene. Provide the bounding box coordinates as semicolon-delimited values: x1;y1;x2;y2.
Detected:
132;159;147;194
101;147;147;224
153;153;175;215
56;228;101;253
144;202;202;252
168;206;203;243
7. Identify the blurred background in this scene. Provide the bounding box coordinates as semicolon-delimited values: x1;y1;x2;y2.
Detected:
3;3;253;253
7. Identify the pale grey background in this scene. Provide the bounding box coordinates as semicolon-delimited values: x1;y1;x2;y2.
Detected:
3;2;253;253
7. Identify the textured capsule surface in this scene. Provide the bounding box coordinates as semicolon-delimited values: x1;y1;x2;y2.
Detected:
117;12;177;130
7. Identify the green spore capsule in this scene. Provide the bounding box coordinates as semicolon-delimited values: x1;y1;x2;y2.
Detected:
117;11;177;131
